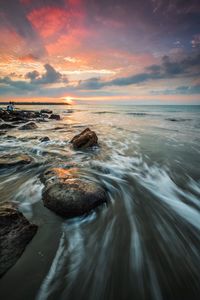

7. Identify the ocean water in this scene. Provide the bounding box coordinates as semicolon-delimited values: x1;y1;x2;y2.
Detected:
0;104;200;300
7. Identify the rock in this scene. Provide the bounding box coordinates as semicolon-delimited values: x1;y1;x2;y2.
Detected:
41;168;107;218
0;202;37;277
40;109;52;114
0;110;10;121
40;136;50;142
19;122;38;130
0;153;33;167
49;114;61;120
36;118;48;123
0;123;16;130
40;114;49;118
0;131;7;136
166;118;178;122
70;128;98;149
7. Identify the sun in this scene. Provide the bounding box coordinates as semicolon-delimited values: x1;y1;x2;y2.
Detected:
62;96;75;105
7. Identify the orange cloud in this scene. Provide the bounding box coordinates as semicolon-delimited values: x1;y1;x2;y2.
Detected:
46;27;94;56
0;27;25;57
18;54;38;62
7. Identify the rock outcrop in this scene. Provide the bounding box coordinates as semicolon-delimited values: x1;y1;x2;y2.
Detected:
41;168;107;218
19;122;38;130
0;202;37;277
40;109;52;114
70;128;98;149
0;123;16;130
39;136;50;142
0;153;33;167
49;114;61;120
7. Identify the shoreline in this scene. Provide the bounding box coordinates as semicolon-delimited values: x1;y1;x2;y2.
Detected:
0;102;70;106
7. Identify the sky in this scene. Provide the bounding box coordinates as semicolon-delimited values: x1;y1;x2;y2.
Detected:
0;0;200;104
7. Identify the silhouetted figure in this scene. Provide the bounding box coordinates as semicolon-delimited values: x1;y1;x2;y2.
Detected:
7;101;14;112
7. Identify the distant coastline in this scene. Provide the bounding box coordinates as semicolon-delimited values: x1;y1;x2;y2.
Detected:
0;102;69;105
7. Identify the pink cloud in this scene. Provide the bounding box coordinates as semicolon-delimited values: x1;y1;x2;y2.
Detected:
18;54;39;62
20;0;33;5
27;7;71;39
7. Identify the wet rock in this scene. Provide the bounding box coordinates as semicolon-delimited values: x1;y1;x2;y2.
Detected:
0;123;16;130
36;118;48;123
70;128;98;149
166;118;178;122
41;168;107;218
40;109;52;114
0;153;33;167
40;136;50;142
0;202;37;277
49;114;61;120
41;113;49;118
0;110;10;121
0;131;7;136
19;122;38;130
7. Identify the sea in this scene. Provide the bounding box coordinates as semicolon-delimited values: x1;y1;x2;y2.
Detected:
0;104;200;300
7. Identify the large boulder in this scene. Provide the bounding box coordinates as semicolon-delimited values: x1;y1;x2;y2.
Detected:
0;153;32;167
0;202;37;277
19;122;38;130
70;128;98;149
41;168;107;218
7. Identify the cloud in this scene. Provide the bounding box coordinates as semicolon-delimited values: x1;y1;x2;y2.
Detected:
18;54;39;62
0;1;46;58
0;63;69;96
0;76;35;91
25;63;68;84
27;7;70;39
191;34;200;48
151;84;200;95
151;0;200;14
78;51;200;89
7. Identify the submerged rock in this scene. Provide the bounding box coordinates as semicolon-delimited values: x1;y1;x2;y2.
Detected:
0;153;33;167
40;109;52;114
70;128;98;149
0;202;37;277
166;118;178;122
36;118;48;123
49;114;61;120
41;168;107;218
19;122;38;130
0;110;10;121
0;123;16;130
40;136;50;142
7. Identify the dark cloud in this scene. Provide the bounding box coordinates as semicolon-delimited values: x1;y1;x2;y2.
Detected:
0;0;47;57
25;70;40;81
151;84;200;95
25;64;68;84
1;0;200;56
151;0;200;14
0;64;69;96
79;51;200;89
0;76;35;91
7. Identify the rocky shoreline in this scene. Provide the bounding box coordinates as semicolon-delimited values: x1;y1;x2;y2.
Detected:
0;108;108;277
0;202;38;277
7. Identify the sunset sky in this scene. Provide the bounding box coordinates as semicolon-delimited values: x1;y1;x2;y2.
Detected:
0;0;200;104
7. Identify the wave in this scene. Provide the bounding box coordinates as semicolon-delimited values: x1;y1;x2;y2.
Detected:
92;111;119;115
166;118;191;122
